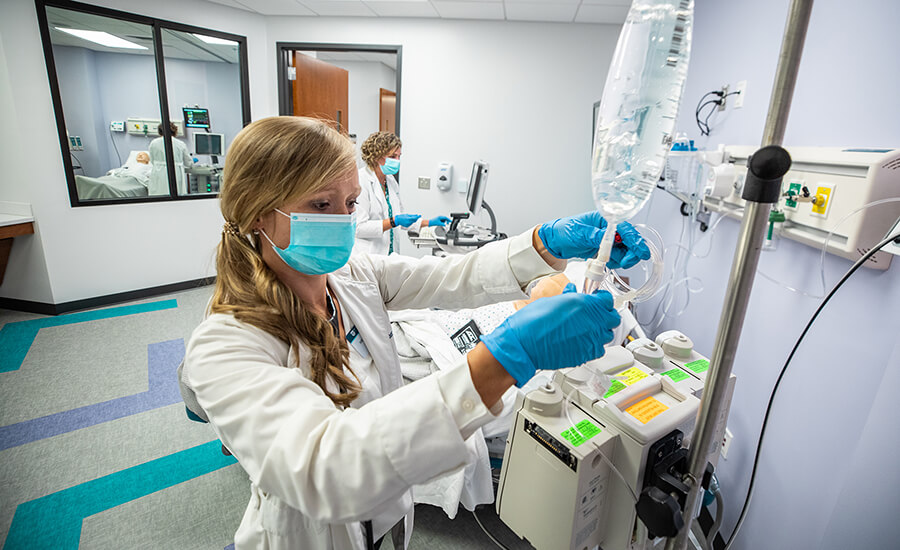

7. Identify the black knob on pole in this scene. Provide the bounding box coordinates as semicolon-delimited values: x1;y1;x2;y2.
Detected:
742;145;792;204
636;486;685;539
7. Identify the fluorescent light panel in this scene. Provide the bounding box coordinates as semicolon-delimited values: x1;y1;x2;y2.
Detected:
55;27;147;50
192;33;238;46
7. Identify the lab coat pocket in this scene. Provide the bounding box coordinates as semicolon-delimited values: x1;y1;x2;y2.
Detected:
258;491;329;538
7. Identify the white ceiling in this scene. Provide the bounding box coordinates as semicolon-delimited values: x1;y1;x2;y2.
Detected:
203;0;631;24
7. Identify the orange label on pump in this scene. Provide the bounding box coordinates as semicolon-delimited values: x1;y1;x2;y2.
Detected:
625;396;669;424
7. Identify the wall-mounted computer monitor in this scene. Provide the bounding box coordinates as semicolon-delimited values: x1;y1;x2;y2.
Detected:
194;133;224;156
183;107;210;129
467;160;489;215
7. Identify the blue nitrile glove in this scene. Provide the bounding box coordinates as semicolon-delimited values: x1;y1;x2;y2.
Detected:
393;214;421;228
537;211;652;269
481;283;621;387
428;215;452;227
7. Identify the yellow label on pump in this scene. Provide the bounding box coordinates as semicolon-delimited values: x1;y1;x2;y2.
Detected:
625;396;669;424
617;367;649;386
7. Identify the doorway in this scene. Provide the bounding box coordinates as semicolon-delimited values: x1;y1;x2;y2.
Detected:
277;43;402;144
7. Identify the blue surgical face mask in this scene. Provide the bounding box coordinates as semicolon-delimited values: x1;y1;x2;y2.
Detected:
381;157;401;176
260;209;357;275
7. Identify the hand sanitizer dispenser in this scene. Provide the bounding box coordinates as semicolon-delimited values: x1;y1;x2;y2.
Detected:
436;163;453;191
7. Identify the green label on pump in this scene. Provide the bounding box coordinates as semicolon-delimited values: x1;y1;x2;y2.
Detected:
685;359;710;374
662;368;690;382
603;379;627;398
561;419;602;447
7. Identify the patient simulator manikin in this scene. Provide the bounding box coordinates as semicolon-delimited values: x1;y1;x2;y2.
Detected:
106;151;151;181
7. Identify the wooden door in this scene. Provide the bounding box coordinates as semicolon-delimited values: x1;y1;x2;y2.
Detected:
292;52;349;134
379;88;396;133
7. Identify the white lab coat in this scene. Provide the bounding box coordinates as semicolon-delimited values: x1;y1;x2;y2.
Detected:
182;229;558;550
355;166;424;256
148;136;192;196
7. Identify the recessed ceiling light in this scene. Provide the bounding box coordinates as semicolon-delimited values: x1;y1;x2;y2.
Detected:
192;33;238;46
55;27;147;50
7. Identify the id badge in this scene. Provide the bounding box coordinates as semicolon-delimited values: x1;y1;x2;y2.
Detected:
346;326;371;359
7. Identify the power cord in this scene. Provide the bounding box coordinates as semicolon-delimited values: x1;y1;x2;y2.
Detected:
723;230;900;549
472;507;512;550
695;90;742;136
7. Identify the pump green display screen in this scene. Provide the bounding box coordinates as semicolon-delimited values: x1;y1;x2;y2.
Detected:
685;359;710;374
662;368;690;382
561;419;602;447
603;379;627;398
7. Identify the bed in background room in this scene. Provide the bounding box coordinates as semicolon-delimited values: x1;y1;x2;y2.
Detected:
74;150;151;199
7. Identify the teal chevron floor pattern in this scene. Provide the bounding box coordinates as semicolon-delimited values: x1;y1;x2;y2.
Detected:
0;285;536;550
0;286;248;549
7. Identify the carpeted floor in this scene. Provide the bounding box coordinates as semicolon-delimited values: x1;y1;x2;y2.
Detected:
0;285;533;549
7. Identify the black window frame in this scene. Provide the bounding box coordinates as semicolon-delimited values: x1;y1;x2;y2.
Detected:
35;0;251;207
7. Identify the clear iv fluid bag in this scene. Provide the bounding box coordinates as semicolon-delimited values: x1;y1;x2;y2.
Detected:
591;0;694;225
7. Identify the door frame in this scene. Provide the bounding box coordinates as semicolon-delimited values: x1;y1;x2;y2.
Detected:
276;42;402;138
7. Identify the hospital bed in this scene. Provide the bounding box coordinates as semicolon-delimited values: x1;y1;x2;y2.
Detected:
74;151;150;200
391;261;644;519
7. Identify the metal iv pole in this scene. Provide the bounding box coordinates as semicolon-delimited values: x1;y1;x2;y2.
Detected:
664;1;814;548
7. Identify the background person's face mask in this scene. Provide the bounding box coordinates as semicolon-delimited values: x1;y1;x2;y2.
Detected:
381;157;401;176
260;210;357;275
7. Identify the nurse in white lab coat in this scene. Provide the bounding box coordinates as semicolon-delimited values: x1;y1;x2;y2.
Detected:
148;122;192;196
355;132;450;255
182;116;649;550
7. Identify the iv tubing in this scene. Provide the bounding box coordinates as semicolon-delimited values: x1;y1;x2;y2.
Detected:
563;388;638;504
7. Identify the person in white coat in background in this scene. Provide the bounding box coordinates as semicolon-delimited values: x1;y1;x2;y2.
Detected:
181;116;650;550
148;122;192;196
355;131;451;255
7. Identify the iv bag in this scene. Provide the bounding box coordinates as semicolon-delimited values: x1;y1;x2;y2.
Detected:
592;0;694;225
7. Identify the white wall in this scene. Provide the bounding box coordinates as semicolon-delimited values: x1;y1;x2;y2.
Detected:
635;0;900;548
2;2;619;304
0;0;269;304
265;17;620;240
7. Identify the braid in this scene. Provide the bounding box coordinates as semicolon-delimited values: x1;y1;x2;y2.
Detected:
360;132;402;171
213;229;361;406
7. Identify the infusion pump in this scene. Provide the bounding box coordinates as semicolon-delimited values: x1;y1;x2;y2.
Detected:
496;332;735;550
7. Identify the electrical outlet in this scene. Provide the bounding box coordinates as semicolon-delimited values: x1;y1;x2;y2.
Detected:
68;135;83;151
110;120;125;132
721;427;733;459
417;176;431;190
718;84;729;111
734;80;747;109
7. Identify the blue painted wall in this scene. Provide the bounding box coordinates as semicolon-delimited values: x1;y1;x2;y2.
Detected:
637;0;900;548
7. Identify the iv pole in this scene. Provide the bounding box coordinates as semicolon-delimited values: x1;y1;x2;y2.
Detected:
664;1;814;548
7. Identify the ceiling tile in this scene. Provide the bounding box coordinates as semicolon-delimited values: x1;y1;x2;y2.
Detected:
432;1;504;20
574;3;628;23
235;0;317;15
581;0;631;5
204;0;258;11
301;1;378;16
505;0;578;4
363;1;440;17
504;2;578;22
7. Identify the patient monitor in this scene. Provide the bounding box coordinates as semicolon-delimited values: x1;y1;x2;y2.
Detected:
496;333;736;550
194;133;224;158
